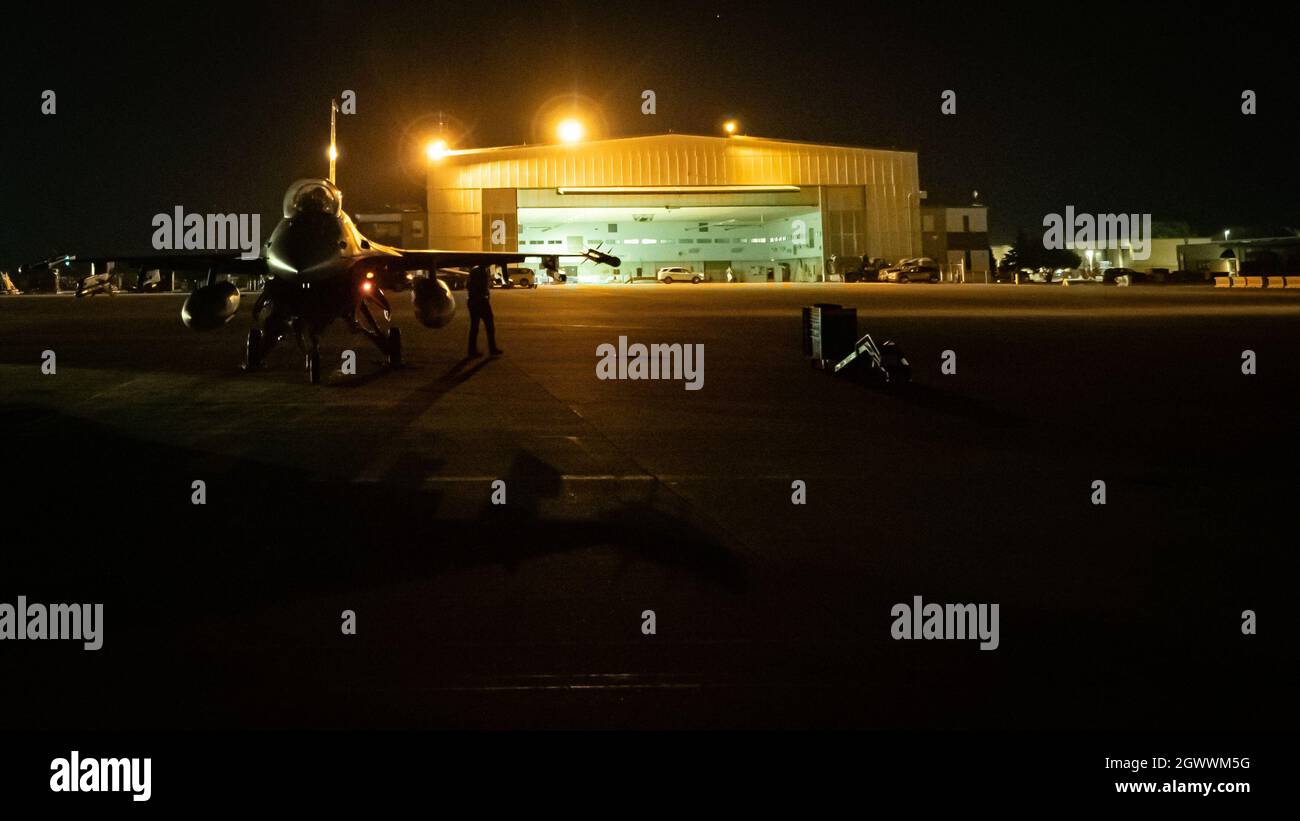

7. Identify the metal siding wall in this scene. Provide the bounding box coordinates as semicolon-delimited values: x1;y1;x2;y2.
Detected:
428;136;920;256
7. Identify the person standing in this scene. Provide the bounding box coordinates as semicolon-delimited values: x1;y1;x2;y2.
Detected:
467;264;502;357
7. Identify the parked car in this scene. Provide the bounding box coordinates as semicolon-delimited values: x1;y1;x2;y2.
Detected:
829;254;863;282
656;266;704;284
880;258;939;283
494;265;536;288
841;256;889;282
875;259;908;281
1102;267;1145;286
1054;268;1099;285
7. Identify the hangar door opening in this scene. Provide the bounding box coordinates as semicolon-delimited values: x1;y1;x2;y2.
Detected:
516;190;825;283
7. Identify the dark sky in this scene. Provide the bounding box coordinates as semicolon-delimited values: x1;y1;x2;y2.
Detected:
2;0;1298;264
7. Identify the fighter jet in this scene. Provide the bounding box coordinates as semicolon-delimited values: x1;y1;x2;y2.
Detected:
75;271;120;297
26;178;619;383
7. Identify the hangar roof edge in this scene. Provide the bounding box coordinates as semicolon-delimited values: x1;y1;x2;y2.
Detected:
446;133;917;158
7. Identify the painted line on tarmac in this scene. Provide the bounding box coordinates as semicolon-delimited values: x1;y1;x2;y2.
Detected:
420;474;798;484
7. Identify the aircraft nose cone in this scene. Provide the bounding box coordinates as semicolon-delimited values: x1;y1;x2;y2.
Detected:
269;241;329;278
268;215;342;278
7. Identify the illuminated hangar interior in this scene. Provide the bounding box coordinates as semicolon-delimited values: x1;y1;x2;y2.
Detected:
426;134;922;282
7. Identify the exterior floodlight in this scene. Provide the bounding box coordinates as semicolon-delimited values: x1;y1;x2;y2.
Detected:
557;118;584;143
724;120;738;135
426;139;449;161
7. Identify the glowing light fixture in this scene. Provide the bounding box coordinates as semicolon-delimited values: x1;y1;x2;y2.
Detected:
328;145;339;161
426;138;449;161
557;118;584;143
723;120;738;135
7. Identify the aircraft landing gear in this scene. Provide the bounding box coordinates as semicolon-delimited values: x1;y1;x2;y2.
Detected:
306;344;322;385
295;319;323;385
242;328;264;372
355;292;401;369
387;326;403;368
244;290;288;374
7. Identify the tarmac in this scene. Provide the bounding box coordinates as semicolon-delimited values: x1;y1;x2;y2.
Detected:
1;283;1296;729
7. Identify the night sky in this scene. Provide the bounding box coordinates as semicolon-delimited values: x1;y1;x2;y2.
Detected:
2;0;1298;265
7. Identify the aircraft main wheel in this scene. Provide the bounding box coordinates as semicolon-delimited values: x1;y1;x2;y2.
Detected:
306;349;321;385
388;326;403;367
243;328;263;371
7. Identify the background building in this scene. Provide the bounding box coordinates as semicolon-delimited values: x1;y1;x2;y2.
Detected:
426;134;922;282
1180;235;1300;276
993;235;1216;275
1081;237;1212;273
353;207;428;249
921;200;991;281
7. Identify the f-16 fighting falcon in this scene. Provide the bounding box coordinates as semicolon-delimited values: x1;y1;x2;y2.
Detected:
24;178;619;384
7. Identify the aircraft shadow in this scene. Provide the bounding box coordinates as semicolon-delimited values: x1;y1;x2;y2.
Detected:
0;404;747;614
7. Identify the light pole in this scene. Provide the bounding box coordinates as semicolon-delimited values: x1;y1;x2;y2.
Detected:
328;98;338;185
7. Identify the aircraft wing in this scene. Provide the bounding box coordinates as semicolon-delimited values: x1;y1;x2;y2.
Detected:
19;253;267;276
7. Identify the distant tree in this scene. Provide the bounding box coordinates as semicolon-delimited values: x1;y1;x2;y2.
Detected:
1042;245;1082;270
999;228;1031;271
1222;225;1297;240
998;227;1081;272
1152;220;1193;239
1000;228;1080;272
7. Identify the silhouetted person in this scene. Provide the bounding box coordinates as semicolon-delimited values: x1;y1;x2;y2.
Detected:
467;265;502;357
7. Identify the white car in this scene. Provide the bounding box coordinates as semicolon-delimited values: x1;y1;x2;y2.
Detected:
656;266;704;284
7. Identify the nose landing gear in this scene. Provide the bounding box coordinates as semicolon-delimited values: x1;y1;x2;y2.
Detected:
386;325;403;368
293;319;324;384
238;280;405;385
305;344;322;385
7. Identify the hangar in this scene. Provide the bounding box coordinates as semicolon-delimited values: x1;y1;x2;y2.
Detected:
426;134;922;283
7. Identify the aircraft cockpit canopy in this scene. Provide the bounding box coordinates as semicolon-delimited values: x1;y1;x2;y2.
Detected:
283;179;342;219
